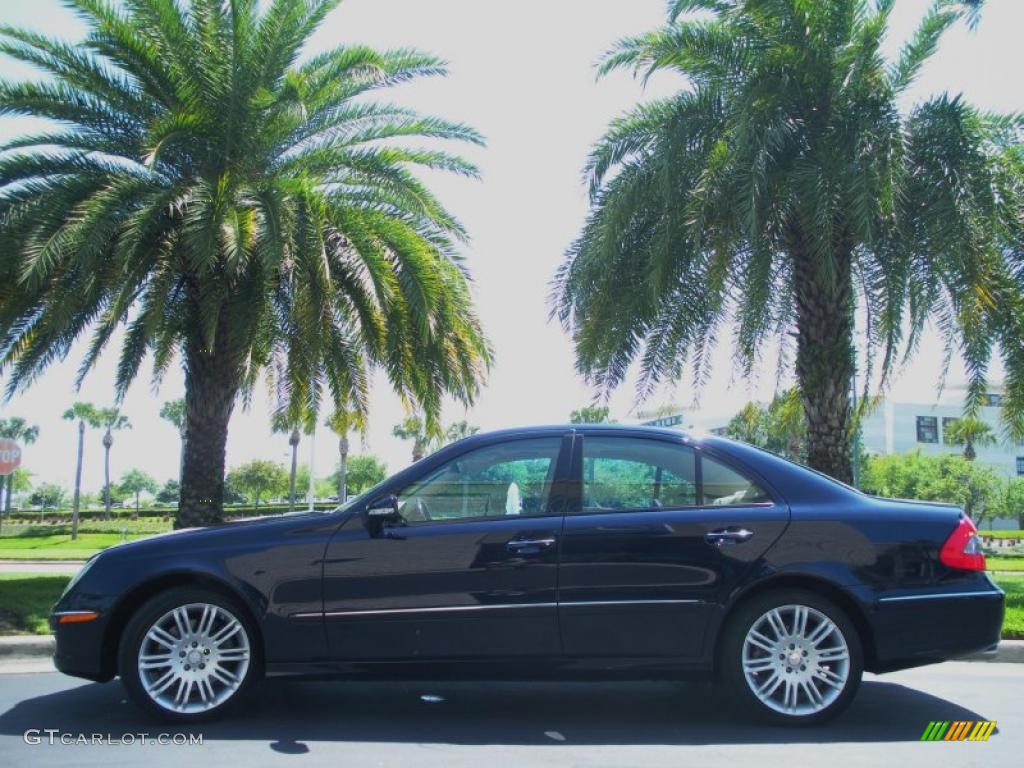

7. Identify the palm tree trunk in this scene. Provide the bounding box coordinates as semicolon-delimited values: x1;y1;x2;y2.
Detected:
4;476;11;514
288;430;299;514
71;420;85;541
338;436;349;503
0;475;5;535
791;234;855;484
135;491;140;519
177;337;241;529
103;434;112;520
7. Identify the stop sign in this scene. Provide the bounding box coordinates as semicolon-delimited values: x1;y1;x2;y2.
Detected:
0;439;22;476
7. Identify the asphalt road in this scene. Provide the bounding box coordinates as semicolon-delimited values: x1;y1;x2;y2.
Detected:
0;662;1020;767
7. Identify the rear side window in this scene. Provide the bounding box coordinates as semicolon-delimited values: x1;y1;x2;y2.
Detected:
702;455;771;505
581;437;697;512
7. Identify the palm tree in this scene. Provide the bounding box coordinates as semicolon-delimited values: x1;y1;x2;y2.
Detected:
98;407;131;519
159;398;186;504
61;402;100;540
393;416;430;463
0;0;490;527
271;411;304;511
325;407;364;503
0;416;39;515
944;415;997;461
552;0;1024;483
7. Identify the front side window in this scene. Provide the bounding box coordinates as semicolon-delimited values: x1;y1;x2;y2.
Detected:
916;416;939;443
582;437;697;512
1017;457;1024;477
702;455;771;505
396;438;562;522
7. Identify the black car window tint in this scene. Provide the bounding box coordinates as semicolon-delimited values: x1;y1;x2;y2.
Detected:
397;437;562;521
701;455;771;505
581;437;697;512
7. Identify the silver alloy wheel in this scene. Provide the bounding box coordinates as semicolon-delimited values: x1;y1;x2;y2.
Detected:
741;604;850;716
137;602;251;714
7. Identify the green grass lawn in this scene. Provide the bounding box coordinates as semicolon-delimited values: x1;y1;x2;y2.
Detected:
988;556;1024;572
996;573;1024;640
0;574;71;634
0;532;149;560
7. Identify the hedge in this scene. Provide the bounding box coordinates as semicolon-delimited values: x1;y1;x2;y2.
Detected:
2;501;338;524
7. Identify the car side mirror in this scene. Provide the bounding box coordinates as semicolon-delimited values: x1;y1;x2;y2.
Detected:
364;495;401;536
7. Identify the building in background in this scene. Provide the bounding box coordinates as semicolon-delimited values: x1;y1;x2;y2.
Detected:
638;383;1023;479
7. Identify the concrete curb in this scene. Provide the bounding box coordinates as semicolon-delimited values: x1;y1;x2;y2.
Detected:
0;635;54;658
0;633;1021;663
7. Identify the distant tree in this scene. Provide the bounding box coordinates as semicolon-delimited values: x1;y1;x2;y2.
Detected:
119;469;159;519
97;408;131;519
725;389;806;461
1000;478;1024;529
160;399;187;502
943;415;998;461
61;402;101;540
393;416;430;463
435;420;479;449
29;483;65;514
569;406;612;424
155;479;181;506
226;461;288;508
862;451;1003;523
272;411;305;512
337;455;388;496
325;408;364;504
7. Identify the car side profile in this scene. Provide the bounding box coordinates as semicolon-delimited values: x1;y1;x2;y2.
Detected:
51;425;1004;724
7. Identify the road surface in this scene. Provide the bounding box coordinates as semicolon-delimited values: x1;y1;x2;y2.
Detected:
0;661;1020;767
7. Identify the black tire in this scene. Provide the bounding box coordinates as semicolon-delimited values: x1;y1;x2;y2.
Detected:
718;588;863;725
118;586;262;723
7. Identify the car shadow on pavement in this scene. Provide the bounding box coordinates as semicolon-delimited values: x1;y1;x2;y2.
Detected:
0;677;992;748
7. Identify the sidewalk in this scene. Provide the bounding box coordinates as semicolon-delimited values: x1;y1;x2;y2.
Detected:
0;560;85;574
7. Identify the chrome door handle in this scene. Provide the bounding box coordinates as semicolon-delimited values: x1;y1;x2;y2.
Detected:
705;528;754;545
506;537;556;553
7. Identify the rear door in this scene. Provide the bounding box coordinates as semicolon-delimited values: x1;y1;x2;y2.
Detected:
558;432;790;658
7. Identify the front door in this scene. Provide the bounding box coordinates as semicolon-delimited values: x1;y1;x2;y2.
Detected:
322;434;571;660
558;431;790;658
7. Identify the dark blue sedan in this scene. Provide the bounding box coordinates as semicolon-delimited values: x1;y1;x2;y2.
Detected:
51;425;1004;725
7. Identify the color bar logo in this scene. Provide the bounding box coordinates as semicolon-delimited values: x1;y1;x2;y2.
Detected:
920;721;997;741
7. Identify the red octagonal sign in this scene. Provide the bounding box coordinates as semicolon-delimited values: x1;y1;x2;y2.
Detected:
0;438;22;476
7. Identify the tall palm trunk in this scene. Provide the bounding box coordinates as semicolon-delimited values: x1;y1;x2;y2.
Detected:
413;439;425;463
71;420;85;540
102;429;113;519
178;334;241;529
791;232;855;484
288;428;300;512
0;475;5;535
4;477;12;514
338;436;349;502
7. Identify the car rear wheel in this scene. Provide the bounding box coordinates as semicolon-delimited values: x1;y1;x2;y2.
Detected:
118;587;261;722
720;589;863;725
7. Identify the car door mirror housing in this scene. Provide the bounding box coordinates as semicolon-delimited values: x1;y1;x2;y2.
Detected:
364;495;401;534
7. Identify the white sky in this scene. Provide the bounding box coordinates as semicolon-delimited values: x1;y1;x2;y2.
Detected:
0;0;1021;492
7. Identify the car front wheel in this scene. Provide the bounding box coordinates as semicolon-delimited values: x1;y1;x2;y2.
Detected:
118;587;260;722
720;589;863;725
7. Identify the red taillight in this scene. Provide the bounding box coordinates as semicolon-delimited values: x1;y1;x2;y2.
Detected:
939;517;986;572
